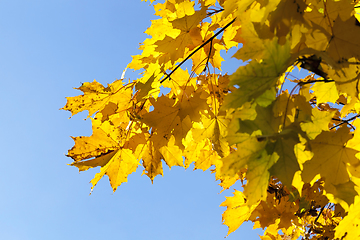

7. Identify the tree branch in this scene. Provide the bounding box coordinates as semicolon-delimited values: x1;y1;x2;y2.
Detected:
298;78;334;86
160;18;236;84
329;114;360;130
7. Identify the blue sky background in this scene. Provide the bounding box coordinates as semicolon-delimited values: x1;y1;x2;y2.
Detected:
0;1;265;239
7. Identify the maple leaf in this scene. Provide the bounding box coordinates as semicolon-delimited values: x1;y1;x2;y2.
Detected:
220;190;259;235
267;0;308;40
311;81;339;104
302;126;360;206
221;136;266;177
300;107;336;140
231;13;274;61
67;118;141;191
335;194;360;239
62;79;133;119
89;148;139;192
158;135;184;168
304;4;360;63
67;119;122;161
142;90;208;146
154;4;207;63
190;23;225;73
183;129;220;171
192;113;230;157
64;1;360;238
268;130;301;189
135;72;161;101
138;136;164;181
223;37;292;109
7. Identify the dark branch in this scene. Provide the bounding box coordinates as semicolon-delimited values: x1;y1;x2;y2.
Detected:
329;114;360;130
203;38;213;72
298;78;334;86
160;18;236;84
206;8;224;17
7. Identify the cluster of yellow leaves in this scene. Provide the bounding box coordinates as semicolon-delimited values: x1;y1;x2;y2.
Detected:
63;0;360;239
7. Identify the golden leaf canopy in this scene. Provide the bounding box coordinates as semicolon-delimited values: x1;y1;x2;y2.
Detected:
64;0;360;239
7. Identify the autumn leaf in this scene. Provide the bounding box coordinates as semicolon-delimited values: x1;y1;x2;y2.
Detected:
300;107;336;140
311;81;339;104
302;126;360;206
67;119;122;161
63;0;360;238
155;4;207;63
220;190;259;235
62;79;132;119
268;130;301;189
223;37;292;109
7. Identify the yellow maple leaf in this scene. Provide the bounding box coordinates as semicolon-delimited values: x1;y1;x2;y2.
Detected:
159;135;184;168
139;137;164;181
221;136;266;177
190;23;225;73
223;37;292;109
183;129;219;171
311;81;339;104
220;190;259;235
335;195;360;239
231;11;274;61
302;126;360;206
268;0;308;40
192;113;230;157
300;107;336;140
268;131;301;189
135;72;161;101
62;79;132;118
305;11;360;63
89;148;139;192
67;119;122;161
154;5;206;63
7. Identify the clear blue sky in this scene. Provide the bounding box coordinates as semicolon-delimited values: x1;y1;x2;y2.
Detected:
0;1;264;239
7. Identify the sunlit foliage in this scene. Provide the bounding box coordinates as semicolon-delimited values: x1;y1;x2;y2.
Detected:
63;0;360;238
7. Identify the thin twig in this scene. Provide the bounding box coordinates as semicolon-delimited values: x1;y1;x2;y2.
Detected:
298;78;334;86
203;38;213;72
160;18;236;84
329;114;360;130
206;8;224;17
